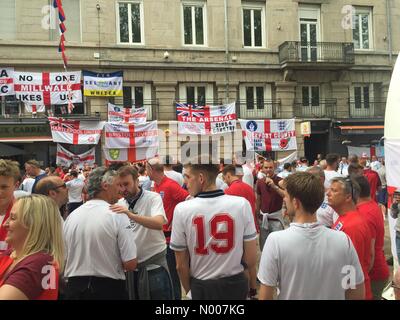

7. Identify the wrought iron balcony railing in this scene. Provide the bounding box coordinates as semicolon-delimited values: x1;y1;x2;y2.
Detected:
294;99;337;118
236;99;281;119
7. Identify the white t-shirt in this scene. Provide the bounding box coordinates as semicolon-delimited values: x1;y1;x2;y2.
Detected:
277;170;291;179
316;200;339;228
63;199;137;280
242;165;254;189
324;170;344;189
164;170;184;187
138;175;152;191
257;223;364;300
216;175;228;191
170;192;257;280
21;177;35;194
118;190;167;263
66;178;86;203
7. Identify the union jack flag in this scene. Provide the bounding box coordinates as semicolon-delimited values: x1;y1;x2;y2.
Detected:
176;103;205;118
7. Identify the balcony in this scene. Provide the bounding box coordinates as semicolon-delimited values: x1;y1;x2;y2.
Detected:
279;42;354;69
347;100;386;119
236;100;281;119
294;99;336;119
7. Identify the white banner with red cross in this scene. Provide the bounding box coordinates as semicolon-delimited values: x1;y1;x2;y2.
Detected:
239;119;297;152
176;102;236;135
0;68;14;96
13;71;82;105
107;102;147;124
104;121;159;149
56;144;96;168
103;146;159;163
49;117;105;145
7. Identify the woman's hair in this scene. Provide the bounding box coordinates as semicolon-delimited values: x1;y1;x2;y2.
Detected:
15;195;65;271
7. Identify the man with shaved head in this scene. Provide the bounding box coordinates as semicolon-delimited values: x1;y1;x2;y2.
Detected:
35;175;69;210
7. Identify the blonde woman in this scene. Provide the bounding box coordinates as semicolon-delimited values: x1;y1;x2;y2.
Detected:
0;195;64;300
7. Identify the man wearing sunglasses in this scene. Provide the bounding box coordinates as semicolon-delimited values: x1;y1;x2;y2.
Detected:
328;177;374;300
35;176;69;210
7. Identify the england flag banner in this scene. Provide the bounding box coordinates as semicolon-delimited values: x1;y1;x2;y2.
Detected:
56;144;96;168
14;71;82;105
104;121;159;149
104;146;159;163
83;71;123;97
107;103;147;124
176;102;236;135
240;119;297;152
0;68;14;96
49;117;105;145
24;104;46;114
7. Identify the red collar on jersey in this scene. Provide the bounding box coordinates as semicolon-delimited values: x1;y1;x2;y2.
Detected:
195;190;224;198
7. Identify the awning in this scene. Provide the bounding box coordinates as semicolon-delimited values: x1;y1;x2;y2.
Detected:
0;143;26;156
339;125;384;135
0;136;53;142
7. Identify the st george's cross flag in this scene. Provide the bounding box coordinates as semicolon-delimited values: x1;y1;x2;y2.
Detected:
13;71;82;105
56;144;96;168
107;103;147;124
103;146;159;163
104;121;159;149
49;117;105;145
240;119;297;152
24;103;46;114
176;102;236;135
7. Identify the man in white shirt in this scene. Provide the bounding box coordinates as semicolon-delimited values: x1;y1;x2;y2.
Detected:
258;172;365;300
163;155;184;187
66;170;86;214
338;157;349;176
63;167;137;300
170;162;257;300
278;163;292;179
324;153;343;189
110;165;173;300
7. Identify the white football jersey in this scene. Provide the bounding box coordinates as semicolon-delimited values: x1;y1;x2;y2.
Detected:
170;191;257;280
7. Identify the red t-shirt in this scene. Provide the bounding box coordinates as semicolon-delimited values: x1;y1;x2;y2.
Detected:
256;175;283;214
154;176;189;243
363;169;381;202
0;250;59;300
225;179;258;232
0;201;13;254
357;200;390;281
333;210;373;300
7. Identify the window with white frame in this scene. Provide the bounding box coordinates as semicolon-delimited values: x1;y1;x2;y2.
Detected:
242;4;265;48
179;84;214;106
114;84;151;108
182;2;206;46
353;7;372;50
0;0;16;40
0;96;20;117
50;0;81;42
302;86;320;106
117;1;144;44
353;85;371;109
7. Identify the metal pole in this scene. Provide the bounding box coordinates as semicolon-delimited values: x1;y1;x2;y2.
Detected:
386;0;393;64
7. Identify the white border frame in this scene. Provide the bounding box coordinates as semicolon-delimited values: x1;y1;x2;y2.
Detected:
116;0;145;45
242;3;266;49
181;1;208;47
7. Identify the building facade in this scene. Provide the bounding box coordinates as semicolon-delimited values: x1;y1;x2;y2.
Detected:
0;0;398;166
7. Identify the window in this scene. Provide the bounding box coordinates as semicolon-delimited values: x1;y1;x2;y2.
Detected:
53;102;85;116
354;86;370;109
302;86;320;107
113;84;152;118
0;96;20;117
117;1;144;44
243;5;264;48
353;7;372;50
245;86;264;110
182;3;206;45
50;0;81;42
179;84;214;106
0;0;16;40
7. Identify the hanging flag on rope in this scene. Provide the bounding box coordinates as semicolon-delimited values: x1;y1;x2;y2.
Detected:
53;0;68;68
49;117;105;145
239;119;297;152
108;103;147;123
104;121;159;149
56;144;96;168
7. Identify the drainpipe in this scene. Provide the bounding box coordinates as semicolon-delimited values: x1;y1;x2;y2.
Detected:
386;0;393;64
224;0;229;103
